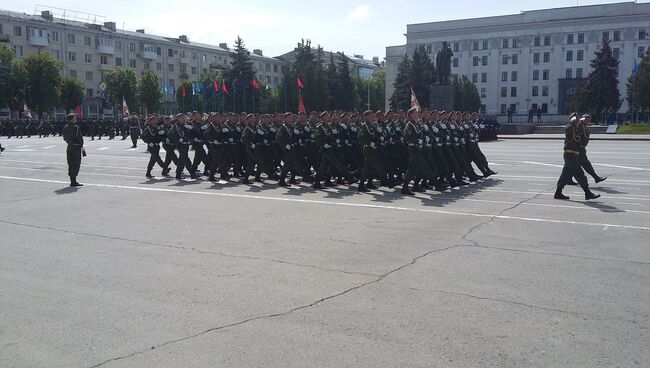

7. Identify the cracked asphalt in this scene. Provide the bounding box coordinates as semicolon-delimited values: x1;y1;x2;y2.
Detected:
0;137;649;367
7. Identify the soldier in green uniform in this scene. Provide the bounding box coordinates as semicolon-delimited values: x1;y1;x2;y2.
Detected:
128;115;141;148
276;113;306;186
62;113;84;187
159;116;177;176
577;114;606;183
141;115;168;178
357;110;387;192
167;113;196;180
554;115;601;200
312;112;353;189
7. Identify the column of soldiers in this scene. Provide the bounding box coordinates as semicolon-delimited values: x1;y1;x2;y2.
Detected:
139;107;498;195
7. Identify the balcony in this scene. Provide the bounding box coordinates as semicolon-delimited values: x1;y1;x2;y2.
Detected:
179;55;190;64
140;50;157;60
0;34;9;43
99;63;112;71
179;72;189;80
28;35;48;47
98;45;114;55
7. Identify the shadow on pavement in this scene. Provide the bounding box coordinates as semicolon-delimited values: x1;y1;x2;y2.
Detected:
583;201;625;213
54;187;80;195
592;186;626;195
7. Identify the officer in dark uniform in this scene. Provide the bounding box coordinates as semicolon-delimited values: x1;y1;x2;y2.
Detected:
167;113;196;180
357;110;386;192
141;114;167;178
555;115;601;201
62;113;84;187
160;116;177;176
128;115;141;148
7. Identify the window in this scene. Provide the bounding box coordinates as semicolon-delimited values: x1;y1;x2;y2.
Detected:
639;47;646;58
273;64;279;73
192;52;197;60
577;50;584;61
100;55;108;65
265;63;271;72
179;65;186;74
472;73;478;83
191;66;197;74
541;103;548;113
180;50;185;58
542;86;549;97
480;104;486;114
115;41;122;50
512;54;518;64
156;62;162;71
168;49;174;57
532;86;539;97
67;33;75;44
511;87;517;97
480;88;487;98
566;50;573;62
473;41;479;51
502;38;509;49
613;31;621;42
273;76;279;85
51;31;59;42
473;56;479;66
453;42;459;52
202;54;206;62
144;62;150;70
640;29;646;40
482;40;488;50
543;52;550;63
501;71;508;82
13;45;23;57
511;71;518;82
533;70;539;81
577;33;585;44
84;54;92;64
481;73;487;83
13;26;22;36
129;59;136;68
565;69;572;79
129;43;136;52
533;52;540;64
49;49;60;60
500;104;507;114
85;71;93;81
613;48;620;59
426;45;432;54
534;36;540;47
115;57;122;66
452;57;459;68
544;36;551;46
543;70;549;80
69;70;77;78
567;34;574;44
86;88;93;97
84;36;91;46
502;55;509;65
68;52;76;62
512;38;520;48
501;87;508;97
482;55;488;66
156;47;162;56
576;68;584;78
602;32;610;42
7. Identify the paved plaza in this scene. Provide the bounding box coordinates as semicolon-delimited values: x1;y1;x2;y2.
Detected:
0;136;648;368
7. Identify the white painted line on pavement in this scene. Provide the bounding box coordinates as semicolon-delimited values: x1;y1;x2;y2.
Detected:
0;166;143;179
0;159;144;171
13;149;35;152
595;164;650;171
16;145;30;149
97;147;111;151
522;161;564;168
43;146;56;149
1;175;649;231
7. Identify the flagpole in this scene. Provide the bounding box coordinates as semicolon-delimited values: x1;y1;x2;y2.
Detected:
284;77;288;112
243;82;247;113
632;63;637;124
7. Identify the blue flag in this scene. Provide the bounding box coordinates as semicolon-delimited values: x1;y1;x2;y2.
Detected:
195;82;201;93
163;85;170;94
172;86;176;96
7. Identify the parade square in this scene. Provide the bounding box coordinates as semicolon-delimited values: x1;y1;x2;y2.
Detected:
1;137;648;367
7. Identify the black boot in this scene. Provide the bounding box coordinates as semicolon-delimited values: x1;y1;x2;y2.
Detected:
146;172;153;179
585;191;601;200
554;187;570;200
358;182;370;192
401;184;415;196
312;181;323;189
595;176;607;183
278;179;290;187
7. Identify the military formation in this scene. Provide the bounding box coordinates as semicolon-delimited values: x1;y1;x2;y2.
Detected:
127;108;498;195
0;117;144;142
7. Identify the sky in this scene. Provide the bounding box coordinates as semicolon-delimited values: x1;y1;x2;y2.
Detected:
2;0;649;60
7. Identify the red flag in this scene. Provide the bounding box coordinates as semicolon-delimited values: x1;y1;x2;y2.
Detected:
213;80;219;92
297;76;304;89
298;93;306;114
222;81;229;94
252;78;260;90
182;86;186;97
75;105;83;118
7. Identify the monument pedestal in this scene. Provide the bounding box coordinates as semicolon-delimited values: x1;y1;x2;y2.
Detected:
429;84;454;111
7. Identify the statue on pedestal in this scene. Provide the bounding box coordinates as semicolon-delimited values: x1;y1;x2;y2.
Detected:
436;41;454;85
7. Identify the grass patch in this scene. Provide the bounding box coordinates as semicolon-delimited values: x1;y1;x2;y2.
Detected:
617;123;650;134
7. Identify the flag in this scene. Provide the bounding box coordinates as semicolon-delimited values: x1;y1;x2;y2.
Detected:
634;59;638;78
75;105;84;118
195;82;201;93
172;86;176;96
252;78;260;90
213;80;219;92
23;102;32;119
298;93;306;114
410;88;421;112
297;76;304;89
232;80;237;93
122;96;130;117
163;85;170;94
192;82;196;96
182;86;186;97
222;81;229;94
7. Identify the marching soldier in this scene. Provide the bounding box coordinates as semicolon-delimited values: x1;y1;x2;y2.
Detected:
141;115;168;178
167;113;196;180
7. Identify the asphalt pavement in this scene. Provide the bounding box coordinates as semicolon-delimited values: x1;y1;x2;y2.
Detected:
0;136;648;368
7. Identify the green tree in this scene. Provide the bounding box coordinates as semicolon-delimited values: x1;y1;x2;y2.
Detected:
326;53;338;109
627;51;650;110
139;69;162;114
8;60;28;114
280;39;329;113
105;67;139;115
60;77;85;113
225;36;258;113
452;75;481;112
0;45;14;109
573;41;620;119
389;53;412;111
353;69;385;112
411;45;436;109
17;53;64;118
335;53;355;111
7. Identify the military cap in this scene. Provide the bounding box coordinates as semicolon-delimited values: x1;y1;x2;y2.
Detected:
66;113;76;121
319;111;330;118
363;110;374;116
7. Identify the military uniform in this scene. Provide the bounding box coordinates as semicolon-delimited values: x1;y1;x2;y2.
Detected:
555;117;600;200
62;115;84;187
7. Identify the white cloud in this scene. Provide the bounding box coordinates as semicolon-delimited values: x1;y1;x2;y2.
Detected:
346;4;371;23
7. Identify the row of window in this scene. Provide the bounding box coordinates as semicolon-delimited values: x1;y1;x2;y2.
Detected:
499;86;549;98
500;104;548;114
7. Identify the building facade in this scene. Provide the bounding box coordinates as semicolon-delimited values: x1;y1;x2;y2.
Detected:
0;8;286;117
385;2;650;115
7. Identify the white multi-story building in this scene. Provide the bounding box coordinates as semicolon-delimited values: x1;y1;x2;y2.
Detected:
0;7;287;117
385;2;650;115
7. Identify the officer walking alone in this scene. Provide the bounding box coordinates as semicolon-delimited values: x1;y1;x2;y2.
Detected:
62;113;84;187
